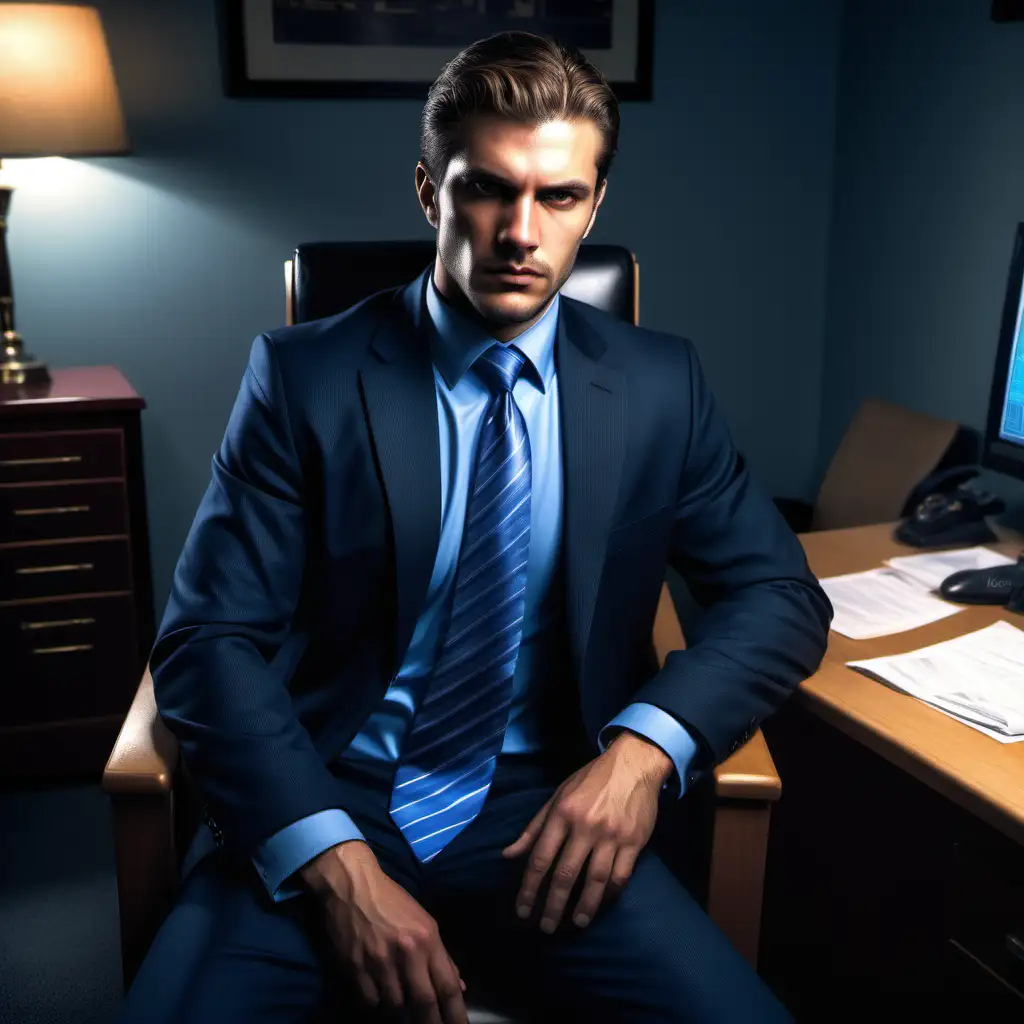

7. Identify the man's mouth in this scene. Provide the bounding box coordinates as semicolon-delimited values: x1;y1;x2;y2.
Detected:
485;265;543;284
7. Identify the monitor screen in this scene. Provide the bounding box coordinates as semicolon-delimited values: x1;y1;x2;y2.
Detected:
983;224;1024;478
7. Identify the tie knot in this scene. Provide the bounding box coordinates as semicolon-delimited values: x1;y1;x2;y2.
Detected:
474;344;528;395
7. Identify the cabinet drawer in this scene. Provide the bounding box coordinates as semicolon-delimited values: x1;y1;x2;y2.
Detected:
0;430;124;484
0;594;139;727
0;538;132;601
946;939;1024;1005
0;480;127;543
949;836;1024;997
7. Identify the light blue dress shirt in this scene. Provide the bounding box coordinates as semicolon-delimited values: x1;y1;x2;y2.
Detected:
253;278;698;900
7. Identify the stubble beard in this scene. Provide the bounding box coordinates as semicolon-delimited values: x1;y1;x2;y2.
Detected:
472;253;579;332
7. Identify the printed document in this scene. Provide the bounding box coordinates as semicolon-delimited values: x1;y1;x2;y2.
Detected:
847;621;1024;742
820;568;963;640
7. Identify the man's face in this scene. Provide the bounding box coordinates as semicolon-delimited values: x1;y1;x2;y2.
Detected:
417;115;606;340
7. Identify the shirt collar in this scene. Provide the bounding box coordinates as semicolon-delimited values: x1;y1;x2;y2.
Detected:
425;273;558;394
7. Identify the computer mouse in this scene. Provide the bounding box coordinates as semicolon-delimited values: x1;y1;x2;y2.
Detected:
940;555;1024;604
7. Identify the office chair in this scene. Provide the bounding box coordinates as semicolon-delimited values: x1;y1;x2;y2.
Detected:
774;395;980;533
103;242;782;1023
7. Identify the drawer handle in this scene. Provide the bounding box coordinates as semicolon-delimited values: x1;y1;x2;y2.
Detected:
0;455;83;467
20;616;96;631
31;643;95;655
15;563;95;576
13;505;90;516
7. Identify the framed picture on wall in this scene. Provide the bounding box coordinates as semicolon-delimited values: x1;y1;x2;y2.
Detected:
222;0;655;101
992;0;1024;21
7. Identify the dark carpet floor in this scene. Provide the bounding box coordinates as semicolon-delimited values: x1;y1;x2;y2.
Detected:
0;782;123;1024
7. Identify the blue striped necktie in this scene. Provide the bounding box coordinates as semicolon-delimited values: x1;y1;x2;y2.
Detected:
389;343;532;862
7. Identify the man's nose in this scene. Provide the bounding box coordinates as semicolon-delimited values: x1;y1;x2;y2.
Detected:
498;196;539;252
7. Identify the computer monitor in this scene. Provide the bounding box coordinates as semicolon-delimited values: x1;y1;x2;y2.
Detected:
984;223;1024;479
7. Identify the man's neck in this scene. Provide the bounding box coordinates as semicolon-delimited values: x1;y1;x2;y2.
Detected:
431;264;553;343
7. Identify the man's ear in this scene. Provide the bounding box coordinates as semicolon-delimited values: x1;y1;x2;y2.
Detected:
582;178;607;240
416;163;439;228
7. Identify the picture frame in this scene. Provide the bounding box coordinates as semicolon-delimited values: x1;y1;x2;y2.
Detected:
222;0;654;101
992;0;1024;21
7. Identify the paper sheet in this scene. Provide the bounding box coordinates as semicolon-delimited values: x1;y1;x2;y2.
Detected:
847;621;1024;742
820;567;963;640
884;546;1016;593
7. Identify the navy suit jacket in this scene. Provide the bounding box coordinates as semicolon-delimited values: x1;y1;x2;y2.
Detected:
152;269;832;867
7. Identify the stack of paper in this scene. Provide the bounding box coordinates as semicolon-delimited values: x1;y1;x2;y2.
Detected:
820;545;1016;640
847;621;1024;743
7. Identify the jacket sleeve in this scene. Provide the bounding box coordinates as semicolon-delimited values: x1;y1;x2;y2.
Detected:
629;339;833;766
151;334;347;856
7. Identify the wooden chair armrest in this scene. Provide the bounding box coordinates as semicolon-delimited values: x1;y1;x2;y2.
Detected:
103;667;178;795
103;667;182;989
652;581;782;801
652;580;687;667
714;730;781;802
652;581;781;967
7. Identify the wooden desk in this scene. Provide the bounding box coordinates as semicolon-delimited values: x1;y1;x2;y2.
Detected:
798;522;1024;847
759;522;1024;1013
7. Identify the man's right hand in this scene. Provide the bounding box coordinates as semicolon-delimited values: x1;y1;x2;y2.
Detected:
300;841;468;1024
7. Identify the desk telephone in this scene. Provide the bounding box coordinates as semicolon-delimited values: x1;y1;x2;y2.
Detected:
896;465;1024;608
896;465;1003;547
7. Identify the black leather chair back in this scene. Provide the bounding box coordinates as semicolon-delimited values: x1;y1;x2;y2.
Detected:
290;241;637;326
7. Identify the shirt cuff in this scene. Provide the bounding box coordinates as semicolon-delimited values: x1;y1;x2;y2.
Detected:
598;702;699;800
252;809;366;902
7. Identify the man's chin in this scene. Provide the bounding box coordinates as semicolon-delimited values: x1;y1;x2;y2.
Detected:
471;290;551;328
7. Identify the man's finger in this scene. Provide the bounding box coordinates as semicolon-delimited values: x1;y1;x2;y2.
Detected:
398;940;442;1024
502;794;553;858
570;840;617;928
446;950;467;993
371;955;405;1012
430;945;470;1024
514;813;569;919
353;966;380;1008
538;835;593;933
606;844;639;901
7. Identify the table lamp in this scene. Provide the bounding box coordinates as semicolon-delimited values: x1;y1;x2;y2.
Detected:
0;3;129;385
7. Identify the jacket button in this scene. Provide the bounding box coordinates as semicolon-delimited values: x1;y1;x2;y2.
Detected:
203;807;224;848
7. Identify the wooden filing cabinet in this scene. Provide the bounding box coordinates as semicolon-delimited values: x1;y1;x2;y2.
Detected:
0;366;154;780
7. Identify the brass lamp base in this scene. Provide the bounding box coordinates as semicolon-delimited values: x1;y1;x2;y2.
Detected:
1;330;51;386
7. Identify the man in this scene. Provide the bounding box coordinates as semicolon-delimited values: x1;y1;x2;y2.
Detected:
120;30;831;1024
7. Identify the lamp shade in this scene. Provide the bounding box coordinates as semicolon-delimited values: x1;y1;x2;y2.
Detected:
0;4;128;158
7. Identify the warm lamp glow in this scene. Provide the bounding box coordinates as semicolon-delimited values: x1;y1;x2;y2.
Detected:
0;156;89;195
0;6;129;384
0;4;128;158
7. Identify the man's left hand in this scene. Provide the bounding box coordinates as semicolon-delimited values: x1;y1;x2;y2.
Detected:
501;731;673;934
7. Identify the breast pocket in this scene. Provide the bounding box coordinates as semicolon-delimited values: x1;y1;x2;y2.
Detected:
606;503;674;554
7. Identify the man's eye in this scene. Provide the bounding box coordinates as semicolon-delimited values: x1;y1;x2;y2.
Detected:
544;191;576;206
469;179;500;197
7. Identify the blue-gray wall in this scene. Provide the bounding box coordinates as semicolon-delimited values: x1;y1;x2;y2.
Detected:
821;0;1024;506
7;0;842;611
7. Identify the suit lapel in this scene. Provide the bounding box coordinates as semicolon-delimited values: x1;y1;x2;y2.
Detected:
359;270;441;679
557;302;628;690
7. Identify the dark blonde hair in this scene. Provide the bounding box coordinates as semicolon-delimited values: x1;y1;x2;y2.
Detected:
421;31;620;189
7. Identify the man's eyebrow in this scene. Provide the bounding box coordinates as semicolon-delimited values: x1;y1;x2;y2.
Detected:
462;168;593;195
